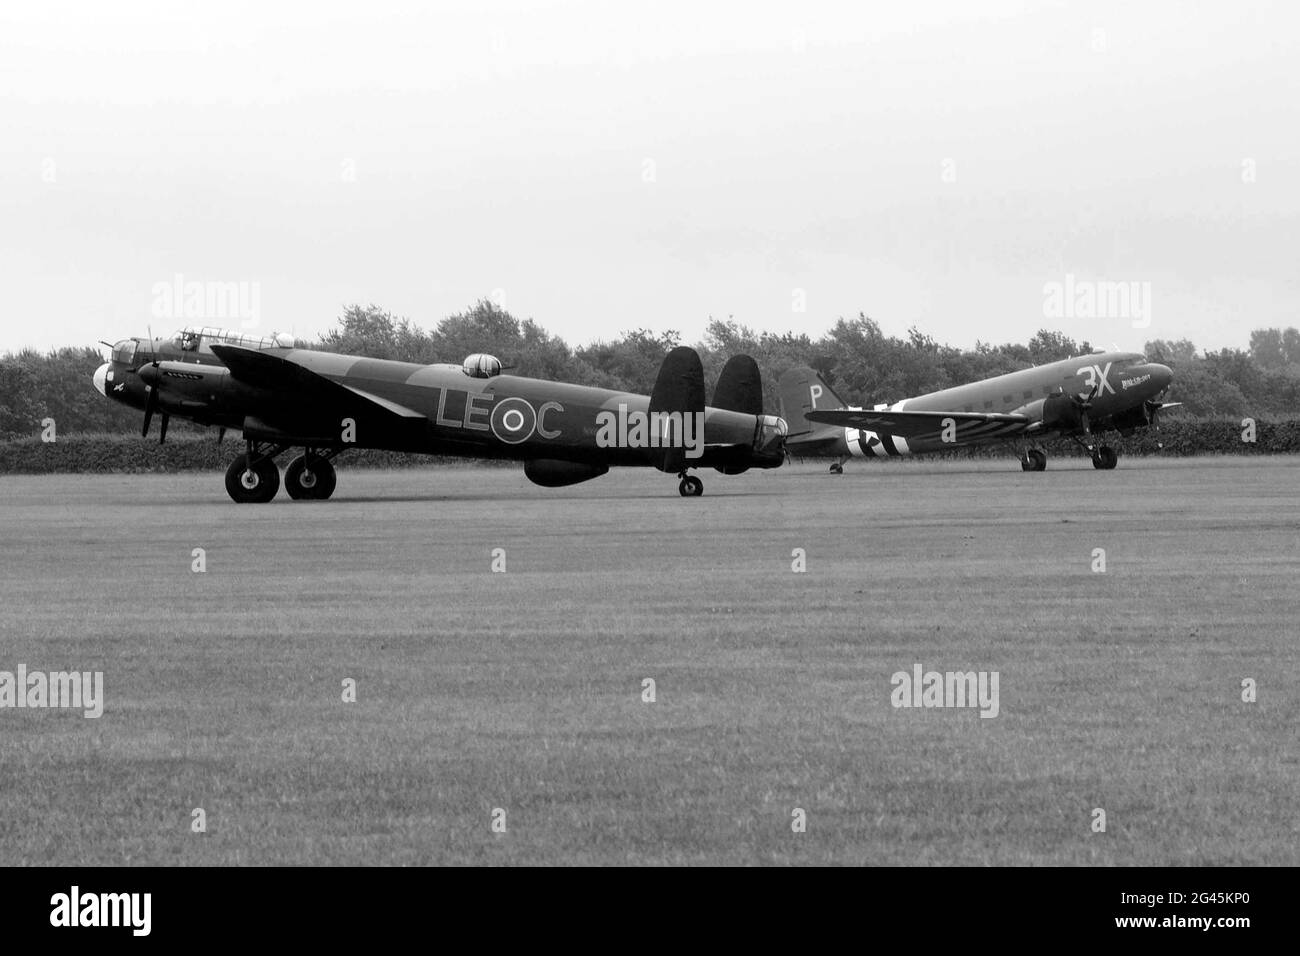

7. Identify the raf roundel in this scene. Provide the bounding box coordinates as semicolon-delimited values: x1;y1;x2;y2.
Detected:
490;397;537;444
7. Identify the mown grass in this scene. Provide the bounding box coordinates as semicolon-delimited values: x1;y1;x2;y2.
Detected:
0;457;1295;865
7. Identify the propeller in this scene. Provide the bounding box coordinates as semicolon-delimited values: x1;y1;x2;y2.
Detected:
1071;382;1101;433
141;384;158;437
140;364;169;443
1146;386;1174;426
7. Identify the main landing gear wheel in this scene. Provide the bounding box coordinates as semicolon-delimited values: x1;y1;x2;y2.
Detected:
225;454;280;503
1092;445;1119;470
678;475;704;497
286;455;337;500
1020;449;1047;472
829;461;844;474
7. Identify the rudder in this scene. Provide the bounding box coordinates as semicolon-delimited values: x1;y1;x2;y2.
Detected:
649;346;706;473
712;355;764;416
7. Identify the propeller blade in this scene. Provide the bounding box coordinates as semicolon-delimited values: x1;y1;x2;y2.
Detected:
159;413;169;445
142;387;157;437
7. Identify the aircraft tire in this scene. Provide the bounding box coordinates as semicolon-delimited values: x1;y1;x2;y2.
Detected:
1092;446;1118;470
225;454;280;503
312;459;337;499
286;455;337;500
1030;449;1048;472
678;475;704;497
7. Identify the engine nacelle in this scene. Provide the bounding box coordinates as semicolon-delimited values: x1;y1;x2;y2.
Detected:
524;459;609;487
1105;403;1154;433
1042;392;1088;432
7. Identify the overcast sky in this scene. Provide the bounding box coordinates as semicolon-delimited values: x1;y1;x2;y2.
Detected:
2;0;1297;355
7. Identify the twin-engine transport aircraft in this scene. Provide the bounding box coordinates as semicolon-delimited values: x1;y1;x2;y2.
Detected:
779;351;1177;472
93;326;787;502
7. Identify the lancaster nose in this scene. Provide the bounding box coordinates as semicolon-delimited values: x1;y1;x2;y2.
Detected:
1151;363;1173;390
93;363;109;396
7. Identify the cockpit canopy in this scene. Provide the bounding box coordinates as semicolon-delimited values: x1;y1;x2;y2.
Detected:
462;353;503;378
170;326;294;353
110;339;138;365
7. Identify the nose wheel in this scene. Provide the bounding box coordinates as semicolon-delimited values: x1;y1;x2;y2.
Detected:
678;474;704;497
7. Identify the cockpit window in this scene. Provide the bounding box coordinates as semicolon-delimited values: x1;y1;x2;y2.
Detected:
112;340;137;365
167;326;293;352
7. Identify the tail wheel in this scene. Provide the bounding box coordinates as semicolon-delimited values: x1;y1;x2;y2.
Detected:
225;454;280;503
678;475;704;497
286;455;337;500
1020;450;1047;471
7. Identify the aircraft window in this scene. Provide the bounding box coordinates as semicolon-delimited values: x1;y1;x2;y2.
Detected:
964;405;973;412
1022;390;1033;399
112;341;137;364
173;326;289;350
983;400;993;409
1002;394;1013;404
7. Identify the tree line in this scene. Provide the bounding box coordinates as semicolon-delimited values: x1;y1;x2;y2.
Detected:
2;300;1296;439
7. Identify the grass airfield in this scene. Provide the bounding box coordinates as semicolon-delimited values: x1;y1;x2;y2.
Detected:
0;456;1296;866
